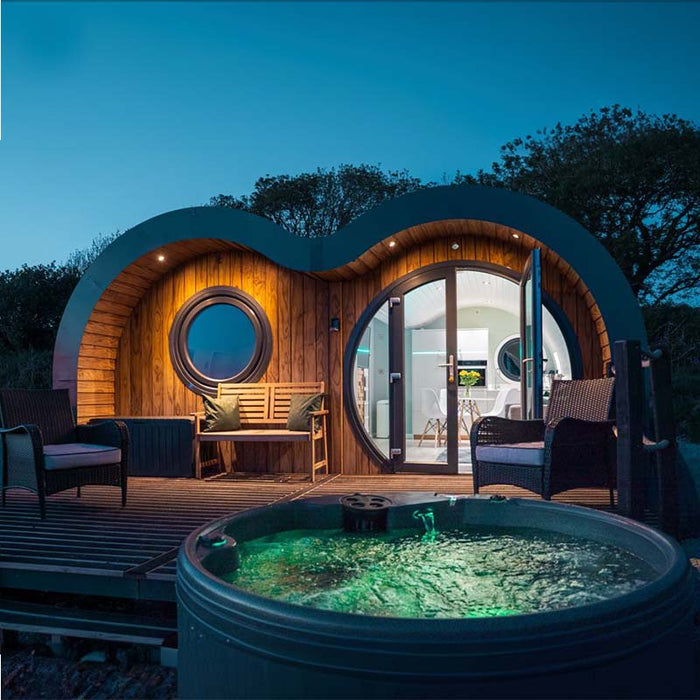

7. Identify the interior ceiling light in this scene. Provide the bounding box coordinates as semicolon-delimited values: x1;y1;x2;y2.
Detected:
388;241;397;248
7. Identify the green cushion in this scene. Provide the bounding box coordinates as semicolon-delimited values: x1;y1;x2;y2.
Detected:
202;395;241;432
286;393;323;432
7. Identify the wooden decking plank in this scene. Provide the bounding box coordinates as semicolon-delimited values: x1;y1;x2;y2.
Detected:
0;475;307;600
0;474;619;602
0;598;176;646
125;547;180;578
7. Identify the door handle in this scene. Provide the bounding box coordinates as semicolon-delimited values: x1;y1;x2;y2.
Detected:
437;354;455;383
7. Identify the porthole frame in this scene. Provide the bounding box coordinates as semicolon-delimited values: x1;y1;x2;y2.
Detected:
496;335;522;383
169;286;272;396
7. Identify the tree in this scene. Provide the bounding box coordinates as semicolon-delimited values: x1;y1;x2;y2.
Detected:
65;230;121;273
0;263;81;352
463;106;700;304
210;164;427;238
643;304;700;440
0;233;120;390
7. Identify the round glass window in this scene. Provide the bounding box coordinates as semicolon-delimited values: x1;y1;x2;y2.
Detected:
170;286;272;395
497;337;521;382
186;304;258;380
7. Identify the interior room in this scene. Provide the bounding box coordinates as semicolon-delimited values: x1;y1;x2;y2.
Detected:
352;270;574;470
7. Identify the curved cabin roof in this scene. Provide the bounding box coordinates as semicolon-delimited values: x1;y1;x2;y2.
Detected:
54;184;645;405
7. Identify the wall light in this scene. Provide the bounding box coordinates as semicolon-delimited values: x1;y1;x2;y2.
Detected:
388;241;396;248
512;233;520;239
329;317;340;332
451;242;460;250
157;254;166;262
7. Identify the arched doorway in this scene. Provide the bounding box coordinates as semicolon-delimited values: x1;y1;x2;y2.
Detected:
345;261;581;473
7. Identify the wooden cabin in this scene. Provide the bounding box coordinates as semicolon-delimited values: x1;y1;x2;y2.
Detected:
53;185;646;477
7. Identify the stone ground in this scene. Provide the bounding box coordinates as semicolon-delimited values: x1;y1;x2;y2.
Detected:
1;640;176;699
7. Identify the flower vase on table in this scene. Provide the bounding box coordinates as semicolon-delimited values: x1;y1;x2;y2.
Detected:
458;370;481;427
458;370;480;395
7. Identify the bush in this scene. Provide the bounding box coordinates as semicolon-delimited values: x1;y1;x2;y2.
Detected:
0;349;53;390
671;367;700;442
0;263;80;353
643;304;700;442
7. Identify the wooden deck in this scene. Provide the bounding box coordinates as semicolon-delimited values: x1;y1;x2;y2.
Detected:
0;474;619;603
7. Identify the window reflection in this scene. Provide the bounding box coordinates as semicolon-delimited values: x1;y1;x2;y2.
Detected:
186;304;257;379
352;302;390;457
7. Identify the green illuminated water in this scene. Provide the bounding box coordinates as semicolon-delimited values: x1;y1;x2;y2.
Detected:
223;526;656;619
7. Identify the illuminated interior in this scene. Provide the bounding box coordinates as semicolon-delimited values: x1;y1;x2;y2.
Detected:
352;269;573;470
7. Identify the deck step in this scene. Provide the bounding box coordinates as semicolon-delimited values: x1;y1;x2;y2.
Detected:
0;598;177;647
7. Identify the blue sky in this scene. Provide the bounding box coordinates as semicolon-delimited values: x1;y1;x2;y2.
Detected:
1;1;699;270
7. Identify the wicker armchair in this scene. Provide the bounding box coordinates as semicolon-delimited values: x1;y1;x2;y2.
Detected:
470;378;616;503
0;389;128;518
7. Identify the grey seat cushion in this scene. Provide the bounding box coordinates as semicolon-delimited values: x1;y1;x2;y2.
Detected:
44;443;122;470
475;441;545;467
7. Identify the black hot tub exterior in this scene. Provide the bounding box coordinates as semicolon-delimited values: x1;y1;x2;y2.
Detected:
177;494;695;699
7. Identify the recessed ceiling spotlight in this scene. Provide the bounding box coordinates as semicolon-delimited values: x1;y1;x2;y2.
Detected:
157;254;166;262
451;242;460;250
512;233;520;239
482;280;491;285
388;240;396;248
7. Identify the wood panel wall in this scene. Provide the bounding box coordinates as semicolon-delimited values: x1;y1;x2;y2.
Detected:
112;250;329;474
77;221;608;476
328;230;606;475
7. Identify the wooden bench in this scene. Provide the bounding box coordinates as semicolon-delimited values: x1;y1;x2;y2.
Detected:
194;382;329;481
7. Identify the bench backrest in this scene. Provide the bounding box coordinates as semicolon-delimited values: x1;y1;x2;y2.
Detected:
217;382;325;425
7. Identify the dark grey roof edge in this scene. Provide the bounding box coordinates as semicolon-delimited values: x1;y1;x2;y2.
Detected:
53;185;646;392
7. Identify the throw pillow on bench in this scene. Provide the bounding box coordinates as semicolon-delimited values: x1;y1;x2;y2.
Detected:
202;395;241;432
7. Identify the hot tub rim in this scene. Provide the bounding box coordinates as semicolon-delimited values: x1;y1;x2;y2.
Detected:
178;494;690;635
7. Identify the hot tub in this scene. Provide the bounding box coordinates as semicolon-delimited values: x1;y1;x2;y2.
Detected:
177;494;695;698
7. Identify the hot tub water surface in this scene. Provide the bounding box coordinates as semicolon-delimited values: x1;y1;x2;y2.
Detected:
224;524;656;619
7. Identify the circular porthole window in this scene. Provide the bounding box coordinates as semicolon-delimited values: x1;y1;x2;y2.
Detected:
496;336;522;382
169;286;272;395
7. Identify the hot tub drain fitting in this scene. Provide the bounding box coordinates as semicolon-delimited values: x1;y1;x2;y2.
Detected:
340;493;393;532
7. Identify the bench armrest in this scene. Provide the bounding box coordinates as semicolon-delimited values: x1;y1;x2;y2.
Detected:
0;423;43;442
0;424;44;489
545;417;615;447
77;420;129;450
470;416;545;446
191;412;205;435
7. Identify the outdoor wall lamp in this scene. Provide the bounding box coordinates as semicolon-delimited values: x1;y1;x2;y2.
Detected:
329;317;340;332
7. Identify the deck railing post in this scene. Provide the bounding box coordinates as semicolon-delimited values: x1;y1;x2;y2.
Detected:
648;348;679;537
613;340;645;519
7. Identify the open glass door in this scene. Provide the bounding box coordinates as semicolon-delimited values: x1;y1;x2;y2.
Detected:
520;249;543;420
389;272;459;474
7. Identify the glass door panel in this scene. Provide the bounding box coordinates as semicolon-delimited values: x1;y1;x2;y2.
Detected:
352;302;390;458
402;278;452;468
520;250;543;420
455;271;493;470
